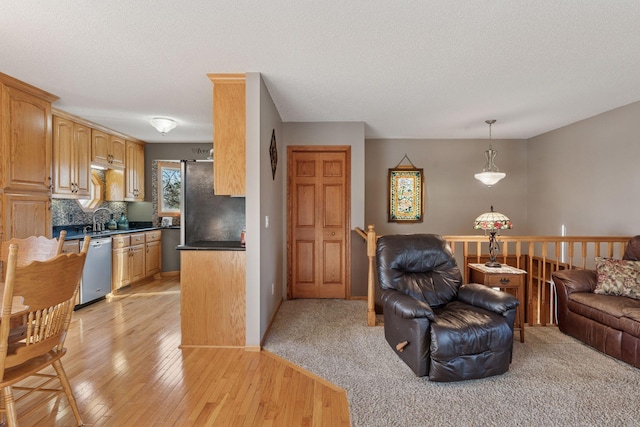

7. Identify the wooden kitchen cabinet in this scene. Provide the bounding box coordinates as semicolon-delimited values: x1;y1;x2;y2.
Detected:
52;115;91;198
111;232;151;292
180;249;246;347
112;235;131;291
0;73;57;241
145;230;162;277
125;141;145;201
208;73;246;195
92;129;125;169
2;191;51;240
0;75;57;193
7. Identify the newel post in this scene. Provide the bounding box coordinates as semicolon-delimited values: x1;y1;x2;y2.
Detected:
366;224;377;326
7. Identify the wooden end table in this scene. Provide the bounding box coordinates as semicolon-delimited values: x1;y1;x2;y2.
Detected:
468;263;526;343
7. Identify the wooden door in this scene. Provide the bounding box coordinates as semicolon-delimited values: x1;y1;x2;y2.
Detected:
288;146;350;299
109;136;126;168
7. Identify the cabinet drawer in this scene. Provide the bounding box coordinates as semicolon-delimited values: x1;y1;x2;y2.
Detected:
145;231;161;242
130;233;146;245
112;235;130;249
62;240;80;254
486;274;522;288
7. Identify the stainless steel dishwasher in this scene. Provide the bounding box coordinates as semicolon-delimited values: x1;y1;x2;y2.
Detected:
79;237;112;305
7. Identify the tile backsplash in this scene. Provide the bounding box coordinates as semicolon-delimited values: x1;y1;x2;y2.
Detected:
51;199;127;227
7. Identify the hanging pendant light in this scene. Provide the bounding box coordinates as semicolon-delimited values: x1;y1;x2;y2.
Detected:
474;119;506;186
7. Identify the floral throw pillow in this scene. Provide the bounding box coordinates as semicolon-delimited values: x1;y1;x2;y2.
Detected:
594;257;640;300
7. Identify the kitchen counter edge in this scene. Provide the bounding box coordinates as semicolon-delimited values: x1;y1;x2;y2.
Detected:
176;241;246;251
63;227;166;241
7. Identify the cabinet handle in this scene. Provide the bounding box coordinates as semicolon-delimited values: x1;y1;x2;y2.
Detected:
499;278;511;284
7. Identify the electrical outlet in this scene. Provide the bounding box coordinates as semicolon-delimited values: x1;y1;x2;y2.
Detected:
265;215;270;228
271;283;275;295
68;213;73;223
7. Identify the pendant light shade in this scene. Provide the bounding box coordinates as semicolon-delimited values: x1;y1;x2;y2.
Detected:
474;119;505;186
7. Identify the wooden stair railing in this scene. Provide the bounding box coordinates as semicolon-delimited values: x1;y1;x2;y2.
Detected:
355;226;631;326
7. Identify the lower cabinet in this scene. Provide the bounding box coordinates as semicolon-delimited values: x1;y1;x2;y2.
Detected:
145;231;162;277
111;231;162;293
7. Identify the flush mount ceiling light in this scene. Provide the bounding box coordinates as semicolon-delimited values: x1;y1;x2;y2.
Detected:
474;119;506;186
149;117;177;135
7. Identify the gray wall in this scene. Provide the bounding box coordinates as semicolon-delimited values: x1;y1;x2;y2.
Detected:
282;121;366;299
245;73;284;346
143;142;212;201
527;100;640;236
365;138;528;236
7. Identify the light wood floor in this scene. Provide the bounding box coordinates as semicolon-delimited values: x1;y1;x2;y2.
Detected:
14;276;350;426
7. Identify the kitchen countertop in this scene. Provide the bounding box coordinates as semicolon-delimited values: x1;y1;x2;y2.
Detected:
176;241;246;251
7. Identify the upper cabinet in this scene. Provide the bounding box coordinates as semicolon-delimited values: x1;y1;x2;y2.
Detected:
0;74;57;193
125;140;145;201
52;114;91;198
92;129;125;169
208;73;246;195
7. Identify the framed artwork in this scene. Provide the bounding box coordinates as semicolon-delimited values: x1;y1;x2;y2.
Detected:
157;161;181;217
388;167;424;223
269;129;278;180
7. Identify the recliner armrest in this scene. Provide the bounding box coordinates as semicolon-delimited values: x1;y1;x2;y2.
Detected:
381;290;435;320
458;283;519;315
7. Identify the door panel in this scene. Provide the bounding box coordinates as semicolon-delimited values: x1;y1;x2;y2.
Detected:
288;146;350;299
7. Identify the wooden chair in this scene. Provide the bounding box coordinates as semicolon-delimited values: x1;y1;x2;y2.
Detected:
0;231;67;280
0;235;89;426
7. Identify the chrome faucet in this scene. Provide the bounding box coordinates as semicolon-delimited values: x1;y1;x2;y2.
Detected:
92;207;113;232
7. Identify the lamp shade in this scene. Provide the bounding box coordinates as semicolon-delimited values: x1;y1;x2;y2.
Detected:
150;117;177;134
473;206;512;231
474;170;506;186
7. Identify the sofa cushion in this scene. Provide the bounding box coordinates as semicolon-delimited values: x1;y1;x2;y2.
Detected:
594;257;640;300
568;292;640;330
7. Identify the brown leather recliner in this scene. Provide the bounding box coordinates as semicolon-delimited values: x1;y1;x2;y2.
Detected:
376;234;519;382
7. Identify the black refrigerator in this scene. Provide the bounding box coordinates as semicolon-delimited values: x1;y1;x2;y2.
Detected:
180;160;246;245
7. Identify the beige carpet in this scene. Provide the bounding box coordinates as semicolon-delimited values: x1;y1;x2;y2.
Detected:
263;299;640;427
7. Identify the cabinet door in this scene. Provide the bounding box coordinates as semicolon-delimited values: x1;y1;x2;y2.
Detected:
125;141;144;201
145;240;161;277
110;136;126;169
129;244;146;283
61;240;80;254
52;116;75;196
112;247;130;290
2;191;51;239
53;118;91;198
91;129;111;167
209;74;245;195
74;123;92;197
1;85;52;192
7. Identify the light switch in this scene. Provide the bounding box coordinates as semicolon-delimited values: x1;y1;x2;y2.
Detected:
265;215;270;228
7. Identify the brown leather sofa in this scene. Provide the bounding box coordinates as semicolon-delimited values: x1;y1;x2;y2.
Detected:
552;236;640;368
376;234;519;382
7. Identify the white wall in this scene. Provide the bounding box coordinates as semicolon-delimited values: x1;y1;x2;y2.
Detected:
365;138;528;236
527;100;640;236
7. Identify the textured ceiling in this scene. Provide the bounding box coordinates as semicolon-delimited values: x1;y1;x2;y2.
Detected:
2;1;639;143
